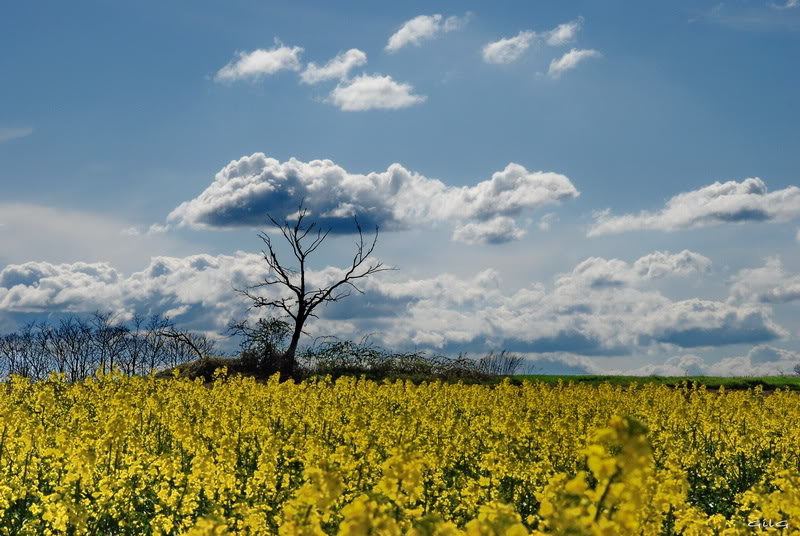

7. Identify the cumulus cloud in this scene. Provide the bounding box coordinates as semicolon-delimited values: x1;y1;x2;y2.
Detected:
365;251;778;354
0;261;122;312
215;40;303;82
0;251;785;359
537;253;780;353
164;154;579;244
481;30;537;64
632;250;712;279
545;17;583;46
728;257;800;304
452;217;526;245
0;254;269;331
385;13;470;52
628;345;800;377
589;178;800;236
0;126;33;143
559;250;711;290
546;48;601;78
300;49;367;84
327;74;426;111
707;345;800;376
482;18;585;64
640;299;787;348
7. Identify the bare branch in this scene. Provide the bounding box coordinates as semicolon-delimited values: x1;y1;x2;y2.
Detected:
235;201;396;379
156;327;206;362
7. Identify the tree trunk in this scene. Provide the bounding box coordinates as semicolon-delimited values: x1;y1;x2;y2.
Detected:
280;318;305;380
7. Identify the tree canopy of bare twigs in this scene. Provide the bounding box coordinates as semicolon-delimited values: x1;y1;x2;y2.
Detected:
235;202;394;380
0;312;215;381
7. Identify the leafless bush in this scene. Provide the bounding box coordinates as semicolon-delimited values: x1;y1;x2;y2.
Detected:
476;351;523;376
227;317;292;375
299;336;521;382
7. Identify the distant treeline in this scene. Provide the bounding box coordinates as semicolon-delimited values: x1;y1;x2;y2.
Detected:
0;312;217;381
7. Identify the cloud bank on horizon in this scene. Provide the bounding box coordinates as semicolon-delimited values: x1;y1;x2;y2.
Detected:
0;249;792;376
163;153;579;244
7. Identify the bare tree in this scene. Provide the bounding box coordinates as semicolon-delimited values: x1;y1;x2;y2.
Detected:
236;202;394;379
89;312;129;374
143;313;173;372
0;311;212;381
120;313;147;375
0;330;28;379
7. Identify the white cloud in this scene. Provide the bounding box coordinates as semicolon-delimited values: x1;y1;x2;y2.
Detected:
706;345;800;376
300;49;367;84
627;354;707;376
443;13;472;32
452;216;526;245
589;178;800;236
0;261;124;313
385;13;470;52
121;223;170;237
367;251;779;354
328;74;426;111
0;127;33;143
537;213;559;231
728;257;800;304
772;0;800;9
546;48;601;78
215;40;303;82
560;250;711;290
627;345;800;377
164;154;579;245
632;250;712;279
545;17;583;46
482;18;586;64
481;30;537;64
0;254;267;331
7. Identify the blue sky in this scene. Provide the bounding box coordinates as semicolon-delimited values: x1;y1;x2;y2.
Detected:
2;0;799;375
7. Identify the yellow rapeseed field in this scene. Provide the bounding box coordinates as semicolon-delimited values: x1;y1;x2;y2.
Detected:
2;371;800;535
